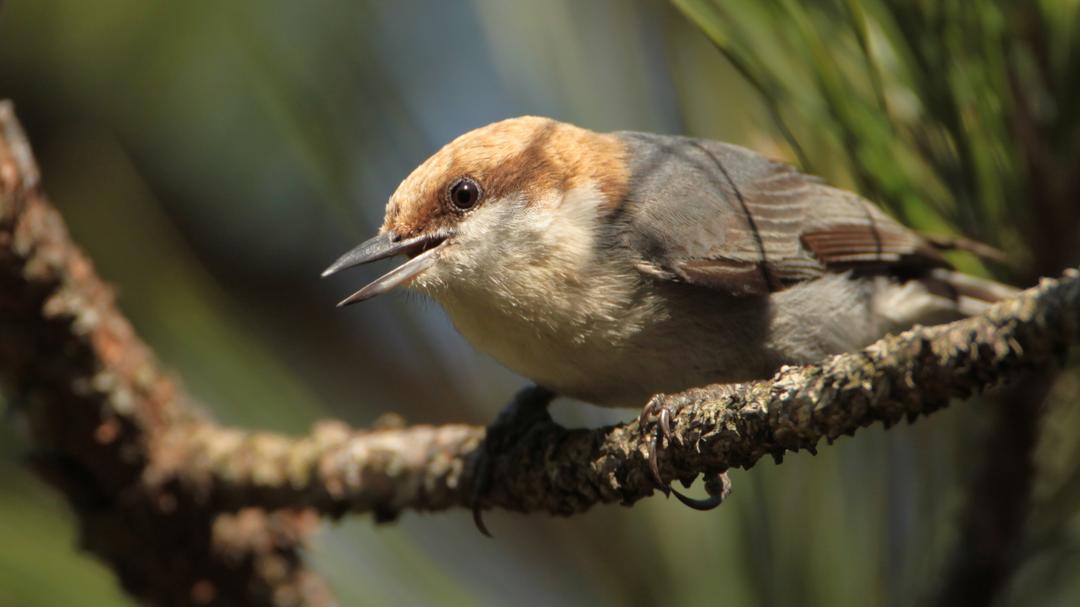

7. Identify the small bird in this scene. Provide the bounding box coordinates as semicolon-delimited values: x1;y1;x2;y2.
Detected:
323;116;1014;507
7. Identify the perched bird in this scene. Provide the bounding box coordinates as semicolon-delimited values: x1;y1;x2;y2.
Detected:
323;116;1013;509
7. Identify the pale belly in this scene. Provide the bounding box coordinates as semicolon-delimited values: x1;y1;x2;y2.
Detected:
433;273;903;408
436;284;781;408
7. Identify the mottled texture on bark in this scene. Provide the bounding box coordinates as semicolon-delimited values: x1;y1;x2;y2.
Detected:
0;102;333;607
144;266;1079;520
2;100;1079;605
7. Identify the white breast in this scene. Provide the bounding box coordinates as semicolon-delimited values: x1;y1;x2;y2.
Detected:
412;184;674;405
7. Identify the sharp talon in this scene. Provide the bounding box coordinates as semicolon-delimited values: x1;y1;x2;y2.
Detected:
670;472;732;511
637;398;658;436
472;503;493;538
659;407;673;441
640;395;680;495
670;487;725;511
470;452;495;537
648;431;669;494
643;393;721;512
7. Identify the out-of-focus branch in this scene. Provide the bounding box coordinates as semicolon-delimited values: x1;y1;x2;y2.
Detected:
2;99;1079;602
0;101;333;607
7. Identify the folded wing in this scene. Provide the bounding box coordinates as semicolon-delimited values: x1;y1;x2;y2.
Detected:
617;133;946;296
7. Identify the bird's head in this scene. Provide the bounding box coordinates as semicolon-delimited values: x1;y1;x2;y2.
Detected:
323;116;629;306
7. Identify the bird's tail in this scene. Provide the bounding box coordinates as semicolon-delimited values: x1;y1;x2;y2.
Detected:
873;269;1018;331
925;268;1019;317
918;231;1019;315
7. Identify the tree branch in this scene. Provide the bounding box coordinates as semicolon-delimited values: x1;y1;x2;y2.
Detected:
2;100;1078;602
0;101;332;607
147;266;1079;520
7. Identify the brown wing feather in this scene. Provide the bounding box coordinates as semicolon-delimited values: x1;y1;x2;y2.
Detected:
620;134;947;296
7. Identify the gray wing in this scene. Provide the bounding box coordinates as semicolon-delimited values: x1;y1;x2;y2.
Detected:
614;132;947;296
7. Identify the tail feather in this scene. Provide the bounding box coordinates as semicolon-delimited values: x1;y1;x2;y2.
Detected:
926;268;1019;316
872;269;1018;331
922;233;1014;267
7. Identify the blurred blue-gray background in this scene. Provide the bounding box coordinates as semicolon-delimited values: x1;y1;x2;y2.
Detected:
2;1;1079;605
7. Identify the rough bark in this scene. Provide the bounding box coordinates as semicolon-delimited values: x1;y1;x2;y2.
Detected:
2;100;1078;604
0;102;333;607
148;268;1079;519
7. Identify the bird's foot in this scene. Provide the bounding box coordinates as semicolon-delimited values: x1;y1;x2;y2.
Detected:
638;393;690;491
670;471;732;510
638;393;732;510
470;385;556;537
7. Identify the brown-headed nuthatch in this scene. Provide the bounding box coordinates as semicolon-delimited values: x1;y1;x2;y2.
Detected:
323;117;1014;508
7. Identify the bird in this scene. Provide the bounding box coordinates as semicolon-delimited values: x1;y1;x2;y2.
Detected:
323;116;1015;511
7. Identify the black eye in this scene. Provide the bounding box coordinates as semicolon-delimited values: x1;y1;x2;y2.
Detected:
448;177;481;210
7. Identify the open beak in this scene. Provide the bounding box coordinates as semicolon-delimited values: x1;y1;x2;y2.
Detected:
322;231;448;306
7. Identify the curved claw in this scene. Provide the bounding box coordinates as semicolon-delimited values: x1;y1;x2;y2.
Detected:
637;397;660;435
647;431;669;495
470;449;495;537
658;407;673;441
670;487;726;510
640;396;678;493
670;472;732;511
640;395;732;511
472;503;493;538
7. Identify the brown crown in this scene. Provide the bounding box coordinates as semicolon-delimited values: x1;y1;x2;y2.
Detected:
383;116;629;238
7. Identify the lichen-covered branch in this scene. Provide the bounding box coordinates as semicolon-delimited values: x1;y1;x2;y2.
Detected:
147;266;1079;520
0;102;333;607
2;99;1079;603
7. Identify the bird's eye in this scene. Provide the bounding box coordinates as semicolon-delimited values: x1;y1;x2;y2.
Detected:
448;177;481;211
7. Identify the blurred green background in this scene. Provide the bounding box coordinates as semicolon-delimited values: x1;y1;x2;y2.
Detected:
2;1;1079;605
